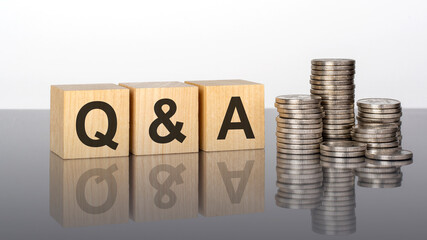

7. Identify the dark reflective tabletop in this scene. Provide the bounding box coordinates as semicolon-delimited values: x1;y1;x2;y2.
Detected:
1;109;426;239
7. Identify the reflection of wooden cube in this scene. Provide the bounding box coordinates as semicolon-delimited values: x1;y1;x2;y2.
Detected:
130;153;198;222
50;84;129;159
199;149;265;217
49;152;129;227
119;82;198;155
185;80;264;151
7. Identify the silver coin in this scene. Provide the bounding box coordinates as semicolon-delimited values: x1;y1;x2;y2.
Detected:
352;125;398;134
311;59;355;66
323;134;352;139
276;94;321;104
323;104;354;110
356;167;398;174
275;102;321;109
277;153;321;160
312;70;355;76
321;161;366;169
317;95;354;101
365;149;413;161
311;84;355;90
357;98;401;109
323;124;353;130
352;136;397;143
324;108;354;114
277;172;323;180
323;129;352;135
312;214;356;222
322;100;355;106
357;181;401;188
279;112;324;119
310;89;355;95
277;127;323;134
278;177;323;185
310;80;354;86
277;162;321;170
365;141;399;149
277;142;320;150
358;107;401;114
365;159;413;167
276;181;323;191
276;116;322;124
358;112;402;119
277;132;323;139
323;176;355;183
323;118;355;125
321;150;365;158
276;107;323;114
351;132;396;139
278;148;320;154
311;65;355;70
357;117;401;124
321;155;365;163
324;113;355;119
277;122;323;129
277;136;323;145
321;141;367;152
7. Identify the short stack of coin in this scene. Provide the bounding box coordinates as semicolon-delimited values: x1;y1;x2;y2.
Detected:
319;141;367;169
275;94;324;209
311;167;356;236
310;59;356;140
355;98;403;147
353;98;413;187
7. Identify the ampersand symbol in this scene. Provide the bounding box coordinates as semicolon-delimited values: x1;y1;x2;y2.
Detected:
76;164;118;214
149;163;186;209
149;98;186;144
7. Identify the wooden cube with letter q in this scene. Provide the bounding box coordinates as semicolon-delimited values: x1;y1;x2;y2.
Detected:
119;82;198;155
50;84;129;159
185;80;264;151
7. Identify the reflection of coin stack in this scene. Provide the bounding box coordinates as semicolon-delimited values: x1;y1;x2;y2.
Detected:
320;141;367;170
311;167;356;236
353;98;413;188
310;59;356;141
274;95;324;209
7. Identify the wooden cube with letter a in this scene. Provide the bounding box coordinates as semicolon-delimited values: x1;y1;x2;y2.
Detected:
119;82;198;155
50;84;129;159
185;80;264;151
49;152;129;227
130;153;198;222
199;149;265;217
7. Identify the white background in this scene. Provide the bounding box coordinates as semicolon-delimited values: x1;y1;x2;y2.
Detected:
1;0;426;109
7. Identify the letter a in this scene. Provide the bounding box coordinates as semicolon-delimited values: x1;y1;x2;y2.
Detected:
217;97;255;140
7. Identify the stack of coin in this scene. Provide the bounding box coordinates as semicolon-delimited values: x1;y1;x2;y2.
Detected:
319;141;366;169
311;167;356;236
355;98;402;147
310;59;356;140
353;98;413;188
275;94;324;209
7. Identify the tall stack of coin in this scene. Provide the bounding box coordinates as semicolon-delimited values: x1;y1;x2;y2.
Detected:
353;98;413;188
319;141;367;169
275;95;324;209
310;59;356;140
311;167;356;236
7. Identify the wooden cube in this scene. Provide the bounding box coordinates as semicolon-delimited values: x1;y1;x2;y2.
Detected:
49;152;129;227
50;84;129;159
185;80;264;151
130;153;198;222
199;149;265;217
119;82;198;155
